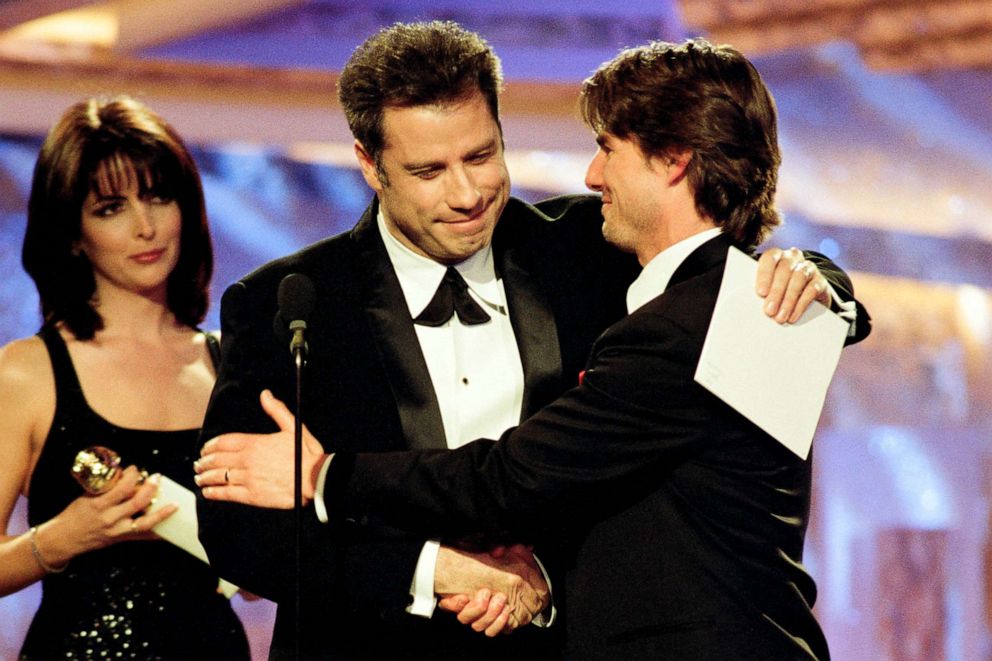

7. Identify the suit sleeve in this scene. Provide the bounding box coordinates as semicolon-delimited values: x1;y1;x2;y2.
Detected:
802;251;872;345
325;309;728;539
197;279;428;615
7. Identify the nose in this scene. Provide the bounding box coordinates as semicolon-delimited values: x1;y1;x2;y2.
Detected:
133;202;156;239
584;149;606;192
446;165;483;212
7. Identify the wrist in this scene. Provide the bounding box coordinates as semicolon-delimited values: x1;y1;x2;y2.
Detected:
29;522;69;573
433;545;456;595
305;453;326;502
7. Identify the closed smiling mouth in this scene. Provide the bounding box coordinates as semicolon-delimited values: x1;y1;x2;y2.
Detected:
130;248;166;262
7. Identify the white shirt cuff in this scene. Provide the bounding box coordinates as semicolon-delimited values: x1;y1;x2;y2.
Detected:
826;283;858;338
313;454;333;524
530;552;556;628
407;539;441;618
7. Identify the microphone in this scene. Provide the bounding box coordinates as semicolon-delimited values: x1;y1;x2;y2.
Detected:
276;273;316;359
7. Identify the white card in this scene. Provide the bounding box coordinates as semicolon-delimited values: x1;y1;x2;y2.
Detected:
694;246;848;459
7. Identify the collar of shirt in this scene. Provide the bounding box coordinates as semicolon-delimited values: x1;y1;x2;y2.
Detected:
626;227;724;314
376;209;503;317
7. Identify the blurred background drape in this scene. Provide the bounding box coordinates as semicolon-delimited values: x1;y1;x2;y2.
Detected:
2;2;991;659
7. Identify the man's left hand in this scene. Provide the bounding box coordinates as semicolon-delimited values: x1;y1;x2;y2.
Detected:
195;389;325;508
756;246;832;324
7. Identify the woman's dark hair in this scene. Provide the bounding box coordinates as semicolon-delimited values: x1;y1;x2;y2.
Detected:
22;96;212;339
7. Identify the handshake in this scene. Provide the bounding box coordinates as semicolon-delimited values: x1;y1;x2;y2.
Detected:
194;391;551;635
434;542;551;637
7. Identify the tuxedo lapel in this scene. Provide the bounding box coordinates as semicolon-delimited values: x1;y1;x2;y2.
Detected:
668;233;737;289
496;231;563;421
351;202;447;450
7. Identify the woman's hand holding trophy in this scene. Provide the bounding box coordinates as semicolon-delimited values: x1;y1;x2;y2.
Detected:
68;446;178;547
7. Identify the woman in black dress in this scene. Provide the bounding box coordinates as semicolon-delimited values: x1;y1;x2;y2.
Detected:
0;96;250;660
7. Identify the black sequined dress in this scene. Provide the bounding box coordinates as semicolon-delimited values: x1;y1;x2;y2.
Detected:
20;327;250;660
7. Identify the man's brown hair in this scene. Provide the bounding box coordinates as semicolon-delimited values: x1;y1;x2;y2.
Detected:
581;38;782;248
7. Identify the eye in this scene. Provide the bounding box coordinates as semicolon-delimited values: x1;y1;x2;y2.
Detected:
413;169;442;180
92;200;125;217
141;186;175;204
468;151;492;165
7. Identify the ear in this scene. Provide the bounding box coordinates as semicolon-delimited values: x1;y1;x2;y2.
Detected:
665;150;693;186
354;141;384;193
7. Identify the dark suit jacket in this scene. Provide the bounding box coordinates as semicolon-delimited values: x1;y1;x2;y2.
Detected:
197;194;637;659
327;234;859;660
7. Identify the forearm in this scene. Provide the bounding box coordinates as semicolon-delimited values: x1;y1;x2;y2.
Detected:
0;523;67;596
324;325;709;537
335;538;430;614
196;497;300;601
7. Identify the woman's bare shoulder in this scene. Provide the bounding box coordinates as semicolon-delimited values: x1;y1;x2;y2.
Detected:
0;336;55;408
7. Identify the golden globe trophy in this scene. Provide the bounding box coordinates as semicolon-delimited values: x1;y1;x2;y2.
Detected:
71;445;128;494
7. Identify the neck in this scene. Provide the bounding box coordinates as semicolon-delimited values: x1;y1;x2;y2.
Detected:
89;284;182;340
637;212;717;266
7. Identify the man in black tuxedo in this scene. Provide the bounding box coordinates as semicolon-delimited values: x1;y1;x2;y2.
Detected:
196;24;866;661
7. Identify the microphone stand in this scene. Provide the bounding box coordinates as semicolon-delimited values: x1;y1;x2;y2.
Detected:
290;321;307;661
278;272;315;660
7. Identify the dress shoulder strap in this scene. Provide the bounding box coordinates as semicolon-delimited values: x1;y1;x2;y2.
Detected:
36;325;87;407
203;331;221;370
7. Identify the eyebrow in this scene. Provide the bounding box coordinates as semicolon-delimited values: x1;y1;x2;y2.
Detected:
401;138;498;173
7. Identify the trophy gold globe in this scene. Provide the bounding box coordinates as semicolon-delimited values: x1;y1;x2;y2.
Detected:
71;446;125;495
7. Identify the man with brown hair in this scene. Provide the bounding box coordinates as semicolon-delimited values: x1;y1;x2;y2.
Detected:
197;24;864;660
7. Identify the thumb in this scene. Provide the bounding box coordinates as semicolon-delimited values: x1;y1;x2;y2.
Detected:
259;389;295;432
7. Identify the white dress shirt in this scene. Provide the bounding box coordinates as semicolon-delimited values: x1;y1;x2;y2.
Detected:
373;212;527;618
313;214;556;624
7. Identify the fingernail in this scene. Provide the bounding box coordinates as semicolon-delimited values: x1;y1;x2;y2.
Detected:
765;300;776;314
194;475;202;486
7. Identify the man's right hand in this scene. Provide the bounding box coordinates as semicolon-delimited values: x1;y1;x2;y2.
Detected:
434;543;549;636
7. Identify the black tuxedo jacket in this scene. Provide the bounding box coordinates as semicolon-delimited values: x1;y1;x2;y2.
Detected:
197;194;637;659
328;234;855;660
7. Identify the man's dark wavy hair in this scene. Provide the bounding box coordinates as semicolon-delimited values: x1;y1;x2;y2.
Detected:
581;38;782;248
338;20;504;181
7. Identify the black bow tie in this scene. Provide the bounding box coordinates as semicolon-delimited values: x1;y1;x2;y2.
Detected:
414;267;492;327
